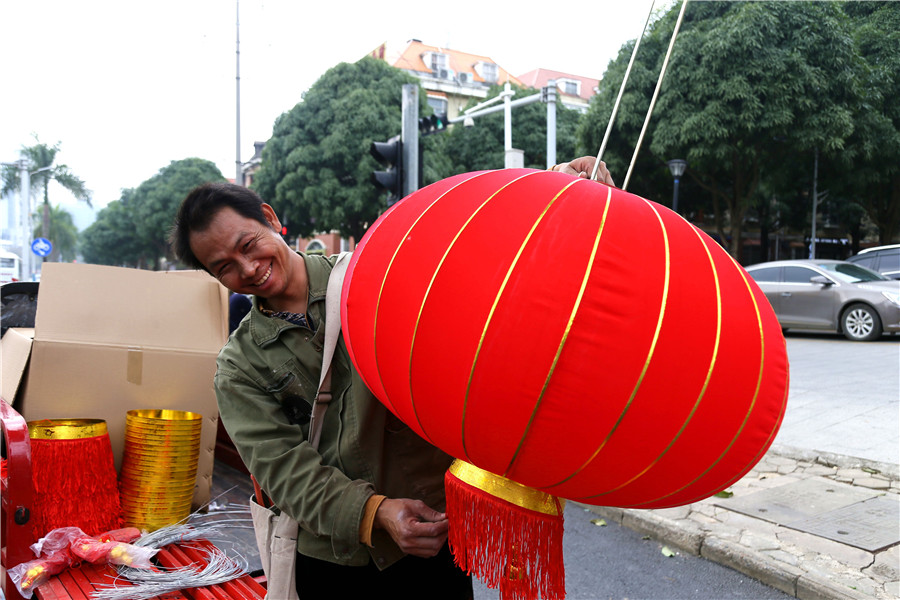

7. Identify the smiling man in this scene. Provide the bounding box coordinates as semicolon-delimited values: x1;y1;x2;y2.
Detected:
170;182;470;599
168;157;610;598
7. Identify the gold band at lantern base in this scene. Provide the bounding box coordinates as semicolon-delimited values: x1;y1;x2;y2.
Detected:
28;419;108;440
448;459;564;516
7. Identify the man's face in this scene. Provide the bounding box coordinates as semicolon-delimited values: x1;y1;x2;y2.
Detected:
189;205;293;299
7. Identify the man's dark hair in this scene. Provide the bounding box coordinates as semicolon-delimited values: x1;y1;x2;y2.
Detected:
170;182;270;271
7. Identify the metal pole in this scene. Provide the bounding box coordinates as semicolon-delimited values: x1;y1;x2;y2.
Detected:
672;177;680;213
20;162;32;281
401;84;418;196
448;93;542;122
4;161;24;278
810;148;818;259
235;0;243;186
545;80;557;168
503;82;512;153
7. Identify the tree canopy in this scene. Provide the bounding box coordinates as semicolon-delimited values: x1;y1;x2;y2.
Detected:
31;204;78;262
831;1;900;244
81;190;145;268
251;57;423;242
2;137;91;262
577;0;895;259
80;158;224;269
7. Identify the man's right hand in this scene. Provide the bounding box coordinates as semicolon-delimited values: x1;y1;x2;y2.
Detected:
374;498;449;558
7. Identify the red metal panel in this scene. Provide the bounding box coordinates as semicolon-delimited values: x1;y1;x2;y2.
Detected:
1;398;37;600
34;575;72;600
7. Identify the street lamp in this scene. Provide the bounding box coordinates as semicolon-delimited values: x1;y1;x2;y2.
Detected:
666;159;687;214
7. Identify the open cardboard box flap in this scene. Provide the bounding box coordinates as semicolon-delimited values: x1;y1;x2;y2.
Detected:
35;263;226;351
2;263;229;507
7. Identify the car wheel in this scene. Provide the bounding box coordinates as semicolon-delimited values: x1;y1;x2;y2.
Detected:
841;303;882;341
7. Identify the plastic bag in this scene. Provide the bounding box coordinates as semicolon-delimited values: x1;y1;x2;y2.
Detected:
13;526;151;597
98;527;142;544
29;526;86;557
71;538;157;568
8;552;73;599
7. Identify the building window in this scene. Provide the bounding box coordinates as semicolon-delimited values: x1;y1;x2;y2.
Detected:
305;240;326;255
429;52;449;71
559;78;581;96
479;62;498;83
427;96;448;116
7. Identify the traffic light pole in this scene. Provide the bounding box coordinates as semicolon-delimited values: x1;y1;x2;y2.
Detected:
401;84;418;196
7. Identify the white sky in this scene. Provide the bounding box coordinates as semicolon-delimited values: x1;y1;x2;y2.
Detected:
1;0;669;231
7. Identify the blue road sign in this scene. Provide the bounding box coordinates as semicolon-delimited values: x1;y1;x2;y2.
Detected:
32;237;52;257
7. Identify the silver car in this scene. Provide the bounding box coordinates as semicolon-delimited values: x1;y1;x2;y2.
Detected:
745;259;900;341
847;244;900;280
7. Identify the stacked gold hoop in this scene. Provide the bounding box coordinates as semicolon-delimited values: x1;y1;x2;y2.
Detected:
119;409;202;531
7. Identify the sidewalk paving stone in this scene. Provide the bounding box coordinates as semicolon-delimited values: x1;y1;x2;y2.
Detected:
583;444;900;599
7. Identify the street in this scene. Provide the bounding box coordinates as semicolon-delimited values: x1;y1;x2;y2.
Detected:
774;331;899;465
473;502;792;600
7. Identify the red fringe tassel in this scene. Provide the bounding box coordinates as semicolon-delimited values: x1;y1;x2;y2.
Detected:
31;435;122;538
445;469;565;600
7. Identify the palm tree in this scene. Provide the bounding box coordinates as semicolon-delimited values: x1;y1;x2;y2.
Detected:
1;137;91;259
32;204;79;262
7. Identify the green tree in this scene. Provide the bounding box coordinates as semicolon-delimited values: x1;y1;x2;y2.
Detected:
251;57;422;241
29;204;78;262
81;190;145;267
1;137;91;251
579;1;866;261
577;23;677;205
830;1;900;244
131;158;225;269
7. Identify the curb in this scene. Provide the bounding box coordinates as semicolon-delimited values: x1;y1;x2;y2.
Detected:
768;444;900;480
576;443;900;600
581;503;871;600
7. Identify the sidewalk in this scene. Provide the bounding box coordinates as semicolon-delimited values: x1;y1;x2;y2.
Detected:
582;444;900;600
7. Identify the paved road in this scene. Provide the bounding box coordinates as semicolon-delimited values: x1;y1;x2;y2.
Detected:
773;332;899;465
474;502;791;600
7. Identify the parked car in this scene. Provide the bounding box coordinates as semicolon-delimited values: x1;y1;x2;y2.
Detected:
745;259;900;341
846;244;900;280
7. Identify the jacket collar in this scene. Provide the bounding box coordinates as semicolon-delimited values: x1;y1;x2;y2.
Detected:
248;252;330;346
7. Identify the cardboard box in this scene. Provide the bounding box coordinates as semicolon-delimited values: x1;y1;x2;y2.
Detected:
1;262;228;508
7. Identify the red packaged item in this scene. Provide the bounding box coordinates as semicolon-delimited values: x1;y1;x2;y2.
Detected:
71;538;157;568
9;551;74;599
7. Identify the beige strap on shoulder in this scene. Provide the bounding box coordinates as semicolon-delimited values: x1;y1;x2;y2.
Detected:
308;252;351;451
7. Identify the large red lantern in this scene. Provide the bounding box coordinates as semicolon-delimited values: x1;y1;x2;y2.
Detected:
341;169;789;598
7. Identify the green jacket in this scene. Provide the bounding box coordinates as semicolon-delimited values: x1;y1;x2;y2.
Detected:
215;253;453;568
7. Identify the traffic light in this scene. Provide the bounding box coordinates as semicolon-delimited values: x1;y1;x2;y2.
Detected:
418;113;449;136
370;134;403;205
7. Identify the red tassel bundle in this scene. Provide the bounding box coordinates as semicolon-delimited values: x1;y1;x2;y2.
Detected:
445;460;565;600
28;419;122;538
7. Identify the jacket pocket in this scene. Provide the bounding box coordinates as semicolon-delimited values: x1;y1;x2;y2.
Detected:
267;372;312;426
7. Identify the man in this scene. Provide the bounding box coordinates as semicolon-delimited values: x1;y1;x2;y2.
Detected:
169;158;611;598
